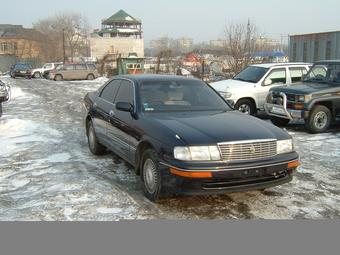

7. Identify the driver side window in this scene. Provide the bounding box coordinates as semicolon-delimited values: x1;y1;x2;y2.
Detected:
263;69;286;86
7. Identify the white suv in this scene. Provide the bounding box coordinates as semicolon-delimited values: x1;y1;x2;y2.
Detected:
210;63;311;115
31;62;63;79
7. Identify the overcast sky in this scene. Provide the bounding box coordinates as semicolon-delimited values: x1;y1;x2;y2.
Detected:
2;0;340;44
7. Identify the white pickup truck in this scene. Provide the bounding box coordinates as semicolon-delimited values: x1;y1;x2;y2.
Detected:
210;63;311;115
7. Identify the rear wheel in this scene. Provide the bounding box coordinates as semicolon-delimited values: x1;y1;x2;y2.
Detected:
87;121;105;155
54;74;63;81
33;72;41;78
234;99;256;115
87;74;95;80
270;116;290;127
305;105;331;134
141;149;163;202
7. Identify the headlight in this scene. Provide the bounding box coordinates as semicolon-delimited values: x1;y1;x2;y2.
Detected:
277;139;293;155
174;146;221;161
298;95;305;102
219;91;232;99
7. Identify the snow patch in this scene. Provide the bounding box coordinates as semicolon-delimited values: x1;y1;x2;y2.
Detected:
97;207;123;215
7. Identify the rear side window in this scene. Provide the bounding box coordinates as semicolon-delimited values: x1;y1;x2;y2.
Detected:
115;80;134;105
75;64;87;70
290;67;308;83
64;65;74;71
87;64;97;70
100;80;122;102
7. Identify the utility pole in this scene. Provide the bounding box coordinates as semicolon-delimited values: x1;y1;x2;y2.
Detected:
201;58;205;80
62;28;66;63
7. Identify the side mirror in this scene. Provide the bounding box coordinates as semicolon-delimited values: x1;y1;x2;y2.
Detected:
263;79;273;86
116;102;133;112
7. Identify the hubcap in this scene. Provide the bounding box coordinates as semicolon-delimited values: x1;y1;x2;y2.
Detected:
314;111;328;129
143;159;158;194
238;104;251;115
88;126;96;151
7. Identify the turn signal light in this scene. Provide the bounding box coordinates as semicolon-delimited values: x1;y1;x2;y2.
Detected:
293;103;304;110
170;168;212;179
288;160;300;168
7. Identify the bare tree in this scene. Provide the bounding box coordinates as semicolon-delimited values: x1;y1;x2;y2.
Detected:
223;20;258;74
34;12;90;62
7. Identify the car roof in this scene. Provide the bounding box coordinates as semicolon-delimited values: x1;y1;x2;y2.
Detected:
250;62;311;68
114;74;201;83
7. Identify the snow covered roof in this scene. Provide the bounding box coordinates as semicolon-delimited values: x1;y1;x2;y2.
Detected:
102;10;141;25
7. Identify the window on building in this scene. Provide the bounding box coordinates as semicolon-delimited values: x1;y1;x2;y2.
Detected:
303;42;308;62
314;41;319;61
0;42;8;52
326;41;332;60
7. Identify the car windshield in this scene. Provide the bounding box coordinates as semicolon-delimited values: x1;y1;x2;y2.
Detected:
233;66;269;83
303;63;340;85
140;79;231;113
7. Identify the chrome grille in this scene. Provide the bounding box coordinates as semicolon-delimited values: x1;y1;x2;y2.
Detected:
218;139;277;161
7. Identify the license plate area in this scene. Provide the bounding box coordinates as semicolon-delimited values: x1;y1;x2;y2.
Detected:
271;106;285;115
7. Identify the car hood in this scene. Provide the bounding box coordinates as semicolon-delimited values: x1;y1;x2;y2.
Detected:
146;111;289;145
270;82;335;95
210;79;255;92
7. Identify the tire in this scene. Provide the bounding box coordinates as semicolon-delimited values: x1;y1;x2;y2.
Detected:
54;74;63;81
33;72;41;78
141;149;163;202
270;116;290;127
305;105;331;134
87;74;95;80
87;121;106;155
234;99;256;115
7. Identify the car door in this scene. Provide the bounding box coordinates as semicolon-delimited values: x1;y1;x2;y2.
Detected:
61;64;75;80
74;64;87;80
92;79;122;144
107;79;135;164
257;68;287;108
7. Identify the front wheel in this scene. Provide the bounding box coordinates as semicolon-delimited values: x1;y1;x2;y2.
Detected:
54;74;63;81
87;121;106;155
234;99;256;115
305;105;331;134
141;149;163;202
270;116;290;127
33;72;41;78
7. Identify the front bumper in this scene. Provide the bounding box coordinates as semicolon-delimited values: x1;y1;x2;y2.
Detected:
264;92;308;120
159;152;299;195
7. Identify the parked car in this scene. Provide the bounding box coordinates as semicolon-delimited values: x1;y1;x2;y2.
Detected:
265;60;340;133
31;62;63;79
10;63;32;79
210;63;311;115
84;75;299;202
49;63;98;81
0;79;10;117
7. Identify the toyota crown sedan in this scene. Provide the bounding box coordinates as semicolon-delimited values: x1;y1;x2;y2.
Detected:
84;75;299;202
